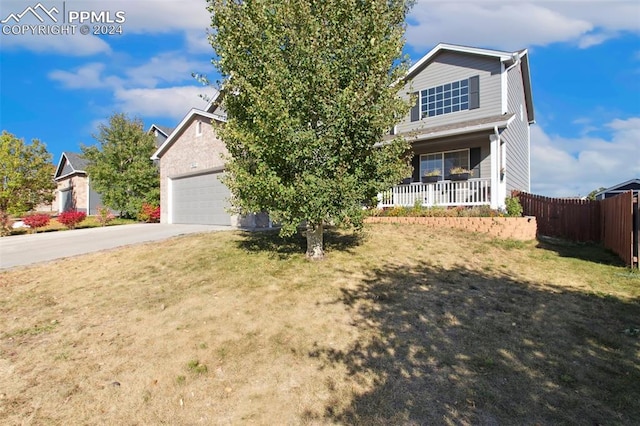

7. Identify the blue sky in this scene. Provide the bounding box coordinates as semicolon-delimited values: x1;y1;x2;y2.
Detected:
1;0;639;197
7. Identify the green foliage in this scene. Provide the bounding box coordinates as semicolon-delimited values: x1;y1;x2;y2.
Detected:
369;205;502;218
81;113;159;218
505;196;523;217
186;359;208;375
587;187;606;201
207;0;414;253
0;130;55;216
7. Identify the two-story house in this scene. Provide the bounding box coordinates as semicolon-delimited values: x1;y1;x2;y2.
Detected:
151;95;270;227
153;43;534;225
379;43;534;210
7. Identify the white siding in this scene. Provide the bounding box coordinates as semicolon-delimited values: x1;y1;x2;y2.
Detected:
502;63;531;193
397;51;503;133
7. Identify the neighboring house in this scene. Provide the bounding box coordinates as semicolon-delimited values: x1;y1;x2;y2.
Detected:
151;96;268;227
595;179;640;200
380;43;535;210
54;152;103;215
148;124;174;149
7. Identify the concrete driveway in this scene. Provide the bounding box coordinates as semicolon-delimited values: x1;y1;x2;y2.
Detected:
0;223;231;269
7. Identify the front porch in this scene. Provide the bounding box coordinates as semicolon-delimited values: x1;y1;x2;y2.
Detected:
378;177;491;208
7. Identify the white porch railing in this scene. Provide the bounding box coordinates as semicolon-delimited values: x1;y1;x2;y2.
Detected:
378;178;491;208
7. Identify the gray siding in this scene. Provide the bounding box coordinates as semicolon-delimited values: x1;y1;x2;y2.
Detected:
412;134;491;180
88;186;103;215
502;63;530;193
397;51;503;134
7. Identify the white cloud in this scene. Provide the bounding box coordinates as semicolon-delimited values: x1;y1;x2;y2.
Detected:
48;52;211;91
48;63;122;89
125;52;211;87
0;0;211;55
186;29;214;54
105;0;211;33
406;0;640;52
530;118;640;197
47;50;217;122
114;86;213;120
0;32;111;56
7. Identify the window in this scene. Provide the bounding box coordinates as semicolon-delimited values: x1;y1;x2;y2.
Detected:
412;75;479;121
420;149;470;179
195;120;202;136
421;79;469;118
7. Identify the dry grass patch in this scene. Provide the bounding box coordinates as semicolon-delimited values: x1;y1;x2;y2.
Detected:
1;224;638;425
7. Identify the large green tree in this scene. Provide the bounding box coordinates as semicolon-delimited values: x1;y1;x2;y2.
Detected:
82;113;159;218
208;0;413;259
0;130;55;216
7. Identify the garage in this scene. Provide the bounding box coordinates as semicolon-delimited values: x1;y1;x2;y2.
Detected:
170;170;232;225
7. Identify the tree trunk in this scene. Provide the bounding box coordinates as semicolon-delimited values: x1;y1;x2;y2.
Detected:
306;222;324;260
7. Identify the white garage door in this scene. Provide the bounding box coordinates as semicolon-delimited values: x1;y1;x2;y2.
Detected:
171;171;232;225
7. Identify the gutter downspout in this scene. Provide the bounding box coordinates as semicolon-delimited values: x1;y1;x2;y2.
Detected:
504;52;521;73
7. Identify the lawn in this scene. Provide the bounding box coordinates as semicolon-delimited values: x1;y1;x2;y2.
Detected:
1;224;638;425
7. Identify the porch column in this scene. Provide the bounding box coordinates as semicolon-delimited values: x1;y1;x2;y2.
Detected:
499;140;507;208
489;133;500;209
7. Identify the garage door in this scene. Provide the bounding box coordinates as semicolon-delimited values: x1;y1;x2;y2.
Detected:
171;171;232;225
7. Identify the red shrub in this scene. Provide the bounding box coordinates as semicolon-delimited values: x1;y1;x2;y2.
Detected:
138;203;160;223
58;210;87;229
23;213;51;232
95;205;116;226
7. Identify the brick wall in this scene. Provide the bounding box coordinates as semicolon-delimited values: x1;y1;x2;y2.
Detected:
55;175;88;213
365;216;537;240
159;116;228;223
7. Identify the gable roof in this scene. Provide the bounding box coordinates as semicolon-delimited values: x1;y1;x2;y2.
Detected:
204;89;228;121
595;178;640;197
54;152;88;180
147;123;175;149
403;42;535;124
148;124;173;138
151;108;227;160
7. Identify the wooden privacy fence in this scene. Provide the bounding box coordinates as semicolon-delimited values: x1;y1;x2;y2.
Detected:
516;191;639;268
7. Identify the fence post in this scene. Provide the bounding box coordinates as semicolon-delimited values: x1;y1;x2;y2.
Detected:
634;195;639;268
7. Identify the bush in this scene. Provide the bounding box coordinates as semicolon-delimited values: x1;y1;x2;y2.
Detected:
1;211;15;236
368;205;503;218
96;205;116;226
138;203;160;223
58;210;87;229
505;196;523;217
22;213;51;233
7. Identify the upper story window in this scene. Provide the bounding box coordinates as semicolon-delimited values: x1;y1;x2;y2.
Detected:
411;75;479;122
195;120;202;136
421;78;469;118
